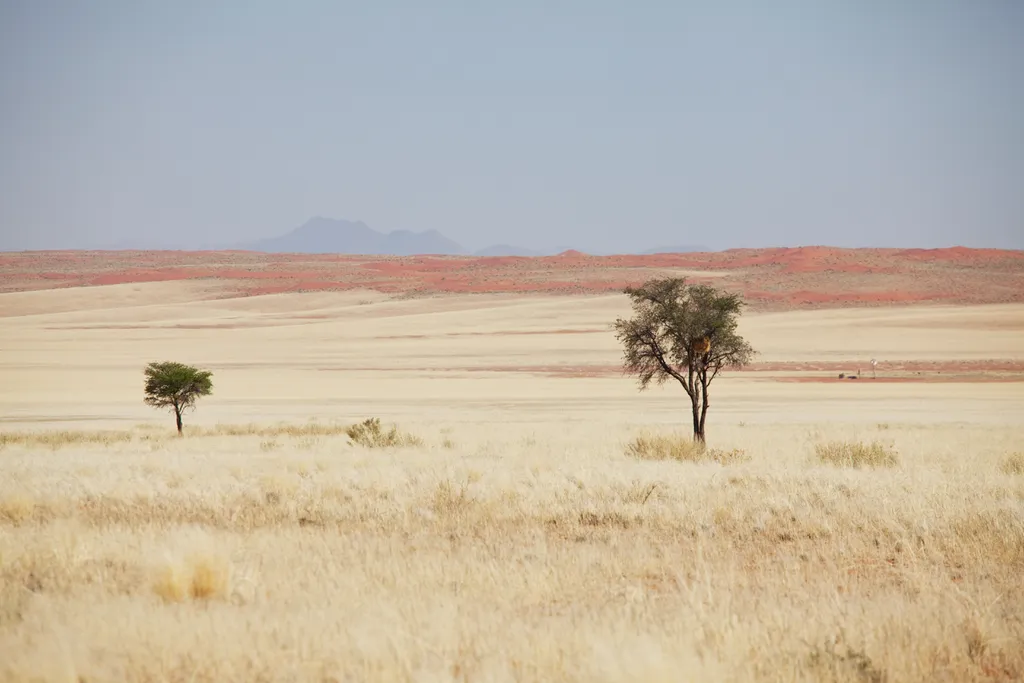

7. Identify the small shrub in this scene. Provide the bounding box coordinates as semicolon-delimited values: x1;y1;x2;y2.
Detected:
999;452;1024;476
346;418;422;449
815;441;899;469
626;433;749;465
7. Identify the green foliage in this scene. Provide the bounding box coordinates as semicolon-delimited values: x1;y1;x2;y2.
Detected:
613;277;755;443
814;441;900;469
345;418;422;449
143;361;213;433
614;278;755;390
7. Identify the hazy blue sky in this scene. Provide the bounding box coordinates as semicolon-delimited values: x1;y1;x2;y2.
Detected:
1;1;1022;252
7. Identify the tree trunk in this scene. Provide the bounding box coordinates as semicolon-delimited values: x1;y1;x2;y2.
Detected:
690;386;706;445
174;406;183;435
691;401;703;443
687;362;704;444
698;372;710;444
694;423;706;445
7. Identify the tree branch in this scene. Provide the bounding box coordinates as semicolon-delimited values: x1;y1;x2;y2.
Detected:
644;329;691;395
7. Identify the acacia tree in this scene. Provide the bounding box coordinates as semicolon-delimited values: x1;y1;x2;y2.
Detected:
143;361;213;435
613;278;755;444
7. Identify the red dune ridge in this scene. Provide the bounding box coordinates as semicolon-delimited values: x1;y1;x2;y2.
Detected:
2;246;1022;310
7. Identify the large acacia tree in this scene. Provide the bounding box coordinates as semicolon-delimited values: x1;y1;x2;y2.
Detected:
143;361;213;435
613;277;755;444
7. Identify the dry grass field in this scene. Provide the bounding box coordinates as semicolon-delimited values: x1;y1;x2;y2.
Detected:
2;278;1024;682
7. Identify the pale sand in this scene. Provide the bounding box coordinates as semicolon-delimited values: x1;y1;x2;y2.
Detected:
1;284;1022;429
1;282;1023;682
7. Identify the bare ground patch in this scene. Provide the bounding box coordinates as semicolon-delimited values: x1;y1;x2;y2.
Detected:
401;359;1024;380
775;376;1023;384
377;328;605;340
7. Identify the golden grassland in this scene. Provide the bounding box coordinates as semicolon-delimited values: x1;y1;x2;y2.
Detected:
1;283;1024;681
2;420;1023;682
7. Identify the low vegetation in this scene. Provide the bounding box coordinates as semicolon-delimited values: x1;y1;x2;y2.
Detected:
192;421;354;438
814;440;900;469
0;429;133;450
153;552;233;604
345;417;423;449
0;419;424;451
999;452;1024;475
625;432;750;464
2;423;1022;682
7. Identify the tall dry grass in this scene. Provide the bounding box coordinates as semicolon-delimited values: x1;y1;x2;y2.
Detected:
814;440;900;469
1000;452;1024;476
1;421;1023;682
626;431;750;465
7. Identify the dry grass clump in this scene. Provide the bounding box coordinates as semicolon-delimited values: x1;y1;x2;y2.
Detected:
345;417;423;449
814;440;900;469
999;452;1024;475
153;552;233;603
626;432;749;465
0;495;38;525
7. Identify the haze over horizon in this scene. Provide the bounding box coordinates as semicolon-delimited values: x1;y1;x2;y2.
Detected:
2;2;1022;254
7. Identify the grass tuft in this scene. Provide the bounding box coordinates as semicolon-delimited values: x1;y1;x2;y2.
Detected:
345;418;422;449
0;496;36;525
153;553;232;603
432;479;474;516
814;440;900;469
999;452;1024;476
626;433;749;465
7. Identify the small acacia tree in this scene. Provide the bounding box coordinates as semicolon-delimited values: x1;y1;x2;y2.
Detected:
613;277;755;444
143;361;213;435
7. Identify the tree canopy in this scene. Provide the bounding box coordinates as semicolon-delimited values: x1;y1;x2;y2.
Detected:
143;361;213;434
613;277;755;443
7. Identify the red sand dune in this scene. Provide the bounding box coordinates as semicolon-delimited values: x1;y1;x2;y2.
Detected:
2;246;1022;310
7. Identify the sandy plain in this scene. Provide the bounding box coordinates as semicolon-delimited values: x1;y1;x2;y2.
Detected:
1;277;1024;682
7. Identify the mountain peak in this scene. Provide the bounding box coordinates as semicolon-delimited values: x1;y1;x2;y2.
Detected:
241;217;466;256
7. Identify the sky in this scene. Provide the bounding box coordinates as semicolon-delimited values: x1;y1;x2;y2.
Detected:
1;1;1022;253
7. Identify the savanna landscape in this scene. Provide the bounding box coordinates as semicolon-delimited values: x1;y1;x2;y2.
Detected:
2;246;1024;682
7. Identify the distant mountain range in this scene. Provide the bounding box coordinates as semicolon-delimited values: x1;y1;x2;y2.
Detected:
235;217;712;256
236;217;467;256
0;216;711;255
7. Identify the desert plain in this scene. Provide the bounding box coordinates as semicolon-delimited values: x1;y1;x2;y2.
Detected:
1;247;1023;682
